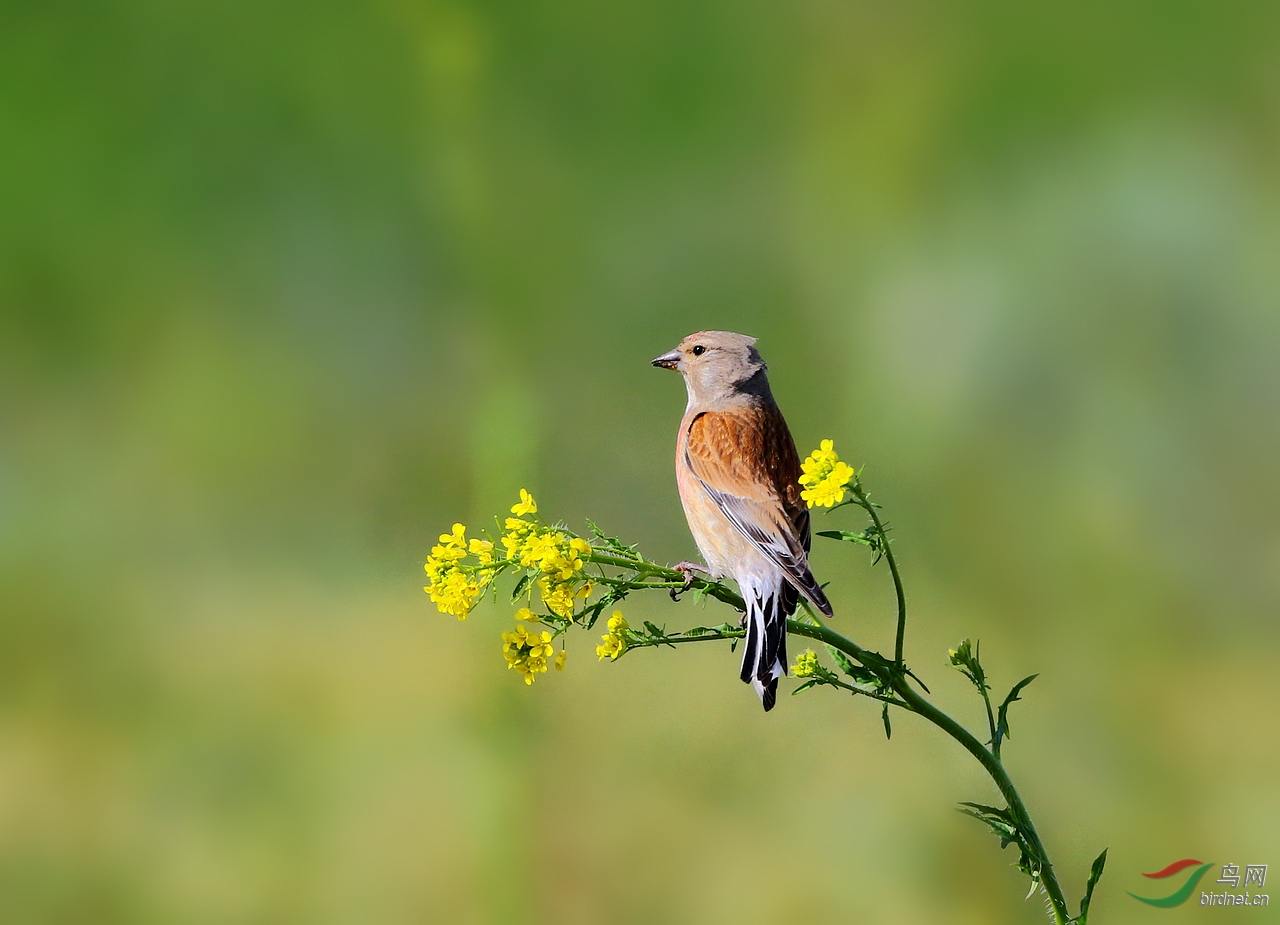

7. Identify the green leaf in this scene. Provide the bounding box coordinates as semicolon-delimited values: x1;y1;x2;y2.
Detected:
791;680;819;695
958;802;1018;846
881;703;892;739
957;802;1042;884
580;584;627;629
825;644;857;675
584;519;641;558
823;497;863;514
996;674;1039;745
816;529;880;549
684;622;739;638
509;572;533;603
1077;848;1107;924
823;644;880;686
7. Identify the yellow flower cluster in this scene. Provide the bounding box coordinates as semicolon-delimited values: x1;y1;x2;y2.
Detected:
425;523;491;619
502;490;593;618
424;489;592;685
596;611;628;660
502;623;557;684
799;439;855;508
425;489;597;623
793;649;820;678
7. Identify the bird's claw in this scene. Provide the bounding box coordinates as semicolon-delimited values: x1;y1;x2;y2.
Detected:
669;561;710;601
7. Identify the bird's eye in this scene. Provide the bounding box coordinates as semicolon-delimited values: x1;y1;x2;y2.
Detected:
691;345;706;356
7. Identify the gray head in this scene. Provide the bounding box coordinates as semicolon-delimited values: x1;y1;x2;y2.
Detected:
651;331;770;406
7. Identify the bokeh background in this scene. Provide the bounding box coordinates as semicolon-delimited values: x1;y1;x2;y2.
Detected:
3;1;1279;922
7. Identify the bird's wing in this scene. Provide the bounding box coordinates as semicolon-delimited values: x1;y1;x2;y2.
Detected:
684;407;832;615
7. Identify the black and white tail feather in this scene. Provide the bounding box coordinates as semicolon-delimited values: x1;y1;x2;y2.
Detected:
723;503;831;711
739;574;811;711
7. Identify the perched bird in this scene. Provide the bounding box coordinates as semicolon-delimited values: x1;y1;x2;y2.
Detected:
652;331;832;711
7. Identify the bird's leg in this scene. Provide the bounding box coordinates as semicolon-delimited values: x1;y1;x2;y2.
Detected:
669;561;711;601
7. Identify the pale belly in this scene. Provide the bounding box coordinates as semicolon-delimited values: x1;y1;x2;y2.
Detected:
675;461;772;581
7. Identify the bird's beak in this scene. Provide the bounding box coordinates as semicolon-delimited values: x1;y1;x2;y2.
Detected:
651;349;681;370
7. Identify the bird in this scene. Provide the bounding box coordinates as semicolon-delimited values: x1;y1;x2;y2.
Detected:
652;331;832;711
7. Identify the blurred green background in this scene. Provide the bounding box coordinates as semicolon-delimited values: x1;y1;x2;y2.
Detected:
3;0;1279;922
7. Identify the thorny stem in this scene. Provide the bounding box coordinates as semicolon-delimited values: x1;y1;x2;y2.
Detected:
850;483;908;668
585;554;744;610
977;645;1002;761
593;552;1072;922
786;621;1070;924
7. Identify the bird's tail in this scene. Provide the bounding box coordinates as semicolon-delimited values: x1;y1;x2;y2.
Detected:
739;575;797;712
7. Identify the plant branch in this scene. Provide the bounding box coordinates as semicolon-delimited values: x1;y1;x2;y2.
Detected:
850;483;908;668
786;618;1071;924
582;516;1075;922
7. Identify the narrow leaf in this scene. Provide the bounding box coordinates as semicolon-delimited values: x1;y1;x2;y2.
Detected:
816;529;878;548
881;703;892;739
823;644;879;685
1078;848;1107;924
825;644;857;676
509;572;533;603
996;674;1039;742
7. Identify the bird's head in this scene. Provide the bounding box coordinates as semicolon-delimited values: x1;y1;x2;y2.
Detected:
652;331;768;405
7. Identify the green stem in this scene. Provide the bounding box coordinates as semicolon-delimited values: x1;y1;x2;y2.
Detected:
785;620;1069;923
625;629;741;649
852;485;908;667
823;676;908;708
582;544;1070;922
586;554;745;610
981;678;1001;761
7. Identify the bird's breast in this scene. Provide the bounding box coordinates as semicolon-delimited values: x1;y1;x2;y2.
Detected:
675;413;767;580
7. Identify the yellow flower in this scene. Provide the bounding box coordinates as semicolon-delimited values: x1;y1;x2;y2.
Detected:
515;607;538;621
539;575;578;617
799;439;855;508
596;634;624;660
519;531;562;569
596;610;628;660
469;537;495;565
501;518;535;560
510;528;593;617
425;522;482;618
424;561;480;618
555;649;567;671
511;488;538;516
431;523;469;561
793;649;820;678
502;623;556;685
